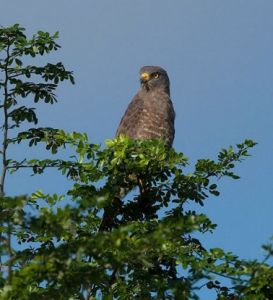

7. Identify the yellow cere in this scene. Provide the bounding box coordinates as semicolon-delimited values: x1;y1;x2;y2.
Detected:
140;72;150;81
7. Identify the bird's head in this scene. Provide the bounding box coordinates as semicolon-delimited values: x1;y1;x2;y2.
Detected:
139;66;170;94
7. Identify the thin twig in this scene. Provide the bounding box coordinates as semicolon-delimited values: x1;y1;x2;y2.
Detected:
0;42;11;271
0;43;10;197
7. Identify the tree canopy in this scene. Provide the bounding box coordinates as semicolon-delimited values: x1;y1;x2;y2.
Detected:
0;24;272;300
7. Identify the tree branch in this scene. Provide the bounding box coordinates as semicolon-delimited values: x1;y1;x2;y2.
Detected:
0;43;10;197
0;41;11;274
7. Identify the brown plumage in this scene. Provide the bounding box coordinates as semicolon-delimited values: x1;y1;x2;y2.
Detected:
100;67;175;232
116;66;175;148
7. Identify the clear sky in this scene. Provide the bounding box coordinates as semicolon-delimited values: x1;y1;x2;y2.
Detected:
1;1;273;298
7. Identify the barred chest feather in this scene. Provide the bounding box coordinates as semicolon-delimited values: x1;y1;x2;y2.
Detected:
116;66;175;149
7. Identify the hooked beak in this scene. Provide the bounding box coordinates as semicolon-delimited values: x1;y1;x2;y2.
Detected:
140;72;150;83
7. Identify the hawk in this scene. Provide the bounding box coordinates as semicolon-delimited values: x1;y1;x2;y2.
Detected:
100;66;175;231
116;66;175;148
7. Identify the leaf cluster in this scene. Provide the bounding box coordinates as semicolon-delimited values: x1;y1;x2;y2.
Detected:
0;24;74;130
2;132;268;299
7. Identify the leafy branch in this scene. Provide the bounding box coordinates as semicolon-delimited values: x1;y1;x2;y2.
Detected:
0;23;74;283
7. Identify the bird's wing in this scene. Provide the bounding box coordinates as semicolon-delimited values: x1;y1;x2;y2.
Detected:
115;94;144;138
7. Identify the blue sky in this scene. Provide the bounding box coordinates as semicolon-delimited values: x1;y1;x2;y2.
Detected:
1;0;273;298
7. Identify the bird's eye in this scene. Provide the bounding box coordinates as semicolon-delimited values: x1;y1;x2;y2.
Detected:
153;73;160;79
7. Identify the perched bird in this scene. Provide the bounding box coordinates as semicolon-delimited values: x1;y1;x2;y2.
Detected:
100;66;175;231
116;66;175;148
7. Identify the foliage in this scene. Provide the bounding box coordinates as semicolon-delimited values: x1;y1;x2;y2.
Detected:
0;23;74;196
0;24;272;300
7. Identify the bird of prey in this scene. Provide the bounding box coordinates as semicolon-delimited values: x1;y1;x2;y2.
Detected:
100;66;175;231
116;66;175;148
